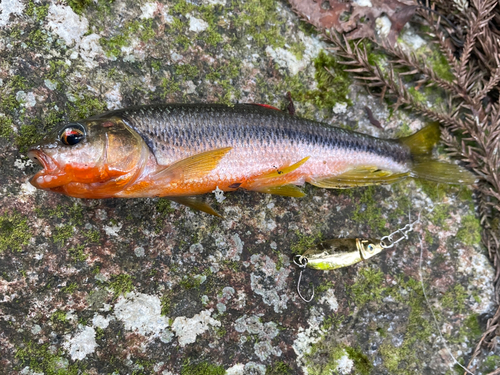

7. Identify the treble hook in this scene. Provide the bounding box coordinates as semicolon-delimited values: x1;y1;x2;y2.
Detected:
293;255;315;303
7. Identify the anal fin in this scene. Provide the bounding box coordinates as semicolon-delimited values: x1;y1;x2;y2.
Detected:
311;166;409;188
252;184;305;197
169;196;222;217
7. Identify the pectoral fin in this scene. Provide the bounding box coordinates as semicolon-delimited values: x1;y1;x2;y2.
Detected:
251;184;305;197
257;156;310;180
311;166;409;188
169;196;222;217
153;147;232;182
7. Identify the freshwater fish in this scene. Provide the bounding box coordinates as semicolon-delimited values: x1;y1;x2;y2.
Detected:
28;103;475;215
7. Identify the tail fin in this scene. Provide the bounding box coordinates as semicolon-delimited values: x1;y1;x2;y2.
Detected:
401;122;476;185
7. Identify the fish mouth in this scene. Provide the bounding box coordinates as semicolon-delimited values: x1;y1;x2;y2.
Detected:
27;149;65;189
28;149;57;172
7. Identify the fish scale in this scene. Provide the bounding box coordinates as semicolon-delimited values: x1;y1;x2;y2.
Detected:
110;103;410;170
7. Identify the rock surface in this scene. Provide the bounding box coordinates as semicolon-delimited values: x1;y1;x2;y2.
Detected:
0;0;498;374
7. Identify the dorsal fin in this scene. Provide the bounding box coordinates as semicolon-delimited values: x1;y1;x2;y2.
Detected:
247;103;282;111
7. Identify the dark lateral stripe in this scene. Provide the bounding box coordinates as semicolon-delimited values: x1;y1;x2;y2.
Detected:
117;104;411;166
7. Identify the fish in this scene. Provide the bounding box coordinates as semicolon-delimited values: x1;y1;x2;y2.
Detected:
27;103;475;216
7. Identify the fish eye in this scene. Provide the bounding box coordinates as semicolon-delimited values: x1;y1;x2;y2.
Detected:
59;123;86;146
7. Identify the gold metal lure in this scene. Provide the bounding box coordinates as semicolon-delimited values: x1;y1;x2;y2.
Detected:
294;238;384;271
293;218;420;302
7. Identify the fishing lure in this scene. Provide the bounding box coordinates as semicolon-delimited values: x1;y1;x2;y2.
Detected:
294;219;418;302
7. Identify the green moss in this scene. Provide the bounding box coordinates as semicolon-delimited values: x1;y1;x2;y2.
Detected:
290;230;322;255
160;77;181;99
429;51;454;82
456;214;481;245
321;313;344;331
394;122;412;137
379;342;402;372
175;64;200;80
416;180;454;202
62;282;78;294
0;212;31;253
68;245;88;262
184;58;242;105
161;293;173;316
67;0;93;15
462;314;482;337
15;340;84;375
151;60;162;71
231;0;286;49
180;274;206;290
315;280;335;295
295;50;352;110
408;87;426;103
52;224;75;247
0;76;29;114
46;59;71;83
367;48;387;67
345;347;372;375
348;271;437;374
430;204;451;229
131;19;156;42
181;362;225;375
100;31;132;58
172;0;196;14
50;310;67;323
348;267;387;306
266;361;292;375
35;204;84;224
108;274;134;298
25;0;49;21
446;313;483;350
373;276;436;373
26;28;50;49
441;284;468;313
0;93;20;113
100;17;158;57
484;355;500;372
67;92;108;120
306;343;370;375
205;27;224;46
0;116;14;138
174;34;192;51
16;124;44;153
10;76;28;91
403;281;433;342
84;229;100;243
289;42;306;60
351;186;387;233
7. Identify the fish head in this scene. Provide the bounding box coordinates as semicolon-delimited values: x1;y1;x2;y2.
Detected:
28;116;148;198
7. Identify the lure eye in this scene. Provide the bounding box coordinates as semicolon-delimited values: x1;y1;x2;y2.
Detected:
60;123;86;146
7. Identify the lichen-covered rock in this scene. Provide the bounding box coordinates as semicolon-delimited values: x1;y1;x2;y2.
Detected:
0;0;498;374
